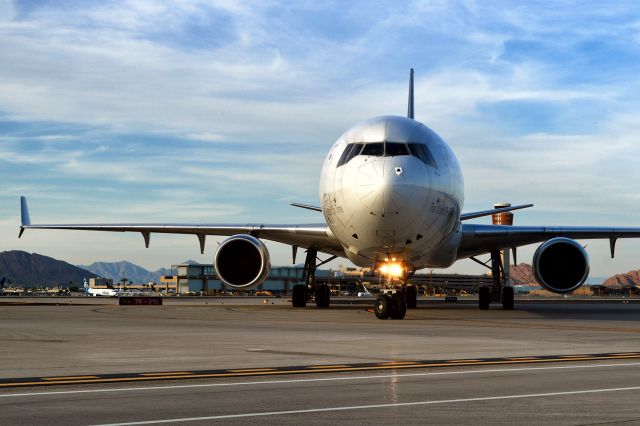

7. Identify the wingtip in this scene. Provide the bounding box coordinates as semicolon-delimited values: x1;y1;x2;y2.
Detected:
20;196;31;227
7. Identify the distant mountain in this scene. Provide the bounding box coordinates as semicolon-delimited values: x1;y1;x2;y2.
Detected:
78;261;172;284
603;270;640;288
509;263;536;285
0;250;95;286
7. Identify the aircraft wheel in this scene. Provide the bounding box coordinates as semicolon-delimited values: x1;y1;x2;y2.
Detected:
315;284;331;308
390;293;407;319
502;286;514;310
374;295;392;319
292;284;307;308
405;285;417;309
479;286;490;310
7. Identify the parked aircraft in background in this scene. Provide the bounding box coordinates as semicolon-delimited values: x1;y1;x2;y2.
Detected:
20;70;640;319
83;278;117;297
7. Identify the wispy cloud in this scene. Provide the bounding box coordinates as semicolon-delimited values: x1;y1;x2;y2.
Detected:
2;1;640;274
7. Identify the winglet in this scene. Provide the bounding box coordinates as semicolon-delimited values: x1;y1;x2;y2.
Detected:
407;68;414;119
19;196;31;238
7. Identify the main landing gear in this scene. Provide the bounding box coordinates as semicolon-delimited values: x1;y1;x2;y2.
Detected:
474;250;514;311
291;248;336;309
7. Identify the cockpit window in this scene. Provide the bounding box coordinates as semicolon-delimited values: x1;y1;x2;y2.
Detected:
337;144;354;167
337;143;364;167
345;143;363;163
385;142;409;156
408;143;437;168
337;141;436;167
361;143;384;156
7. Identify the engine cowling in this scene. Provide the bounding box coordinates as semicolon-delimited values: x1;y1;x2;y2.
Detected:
532;237;589;293
214;234;270;289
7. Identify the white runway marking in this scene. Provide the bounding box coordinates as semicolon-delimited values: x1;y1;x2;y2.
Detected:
1;361;639;399
95;385;640;425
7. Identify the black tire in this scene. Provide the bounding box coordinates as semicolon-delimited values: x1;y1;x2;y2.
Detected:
390;293;407;319
315;284;331;308
479;286;490;310
405;285;417;309
292;284;307;308
502;286;514;310
374;295;392;319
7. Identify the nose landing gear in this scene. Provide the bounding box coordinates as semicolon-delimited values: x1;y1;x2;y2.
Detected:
374;292;408;319
372;263;414;320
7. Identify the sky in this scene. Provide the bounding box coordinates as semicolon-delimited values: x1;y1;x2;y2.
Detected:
2;0;640;278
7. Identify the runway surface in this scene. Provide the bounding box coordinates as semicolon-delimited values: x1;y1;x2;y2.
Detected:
2;300;640;424
2;360;640;425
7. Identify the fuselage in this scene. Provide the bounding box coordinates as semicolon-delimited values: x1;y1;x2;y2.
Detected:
86;288;117;296
320;115;464;270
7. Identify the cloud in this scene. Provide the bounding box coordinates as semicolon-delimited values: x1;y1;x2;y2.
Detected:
2;1;640;276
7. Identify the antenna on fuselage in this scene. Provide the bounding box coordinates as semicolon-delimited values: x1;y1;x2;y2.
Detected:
407;68;414;119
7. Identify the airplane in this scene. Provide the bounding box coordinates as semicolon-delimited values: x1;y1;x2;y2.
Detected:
18;69;640;319
83;278;118;297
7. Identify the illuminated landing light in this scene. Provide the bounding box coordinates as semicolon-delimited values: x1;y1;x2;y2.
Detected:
377;262;406;279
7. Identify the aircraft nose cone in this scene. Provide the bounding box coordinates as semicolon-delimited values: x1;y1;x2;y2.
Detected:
356;158;415;217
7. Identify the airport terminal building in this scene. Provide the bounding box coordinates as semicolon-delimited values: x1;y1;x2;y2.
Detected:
152;263;496;296
159;264;309;295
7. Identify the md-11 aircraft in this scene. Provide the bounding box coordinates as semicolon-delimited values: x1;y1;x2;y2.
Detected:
19;70;640;319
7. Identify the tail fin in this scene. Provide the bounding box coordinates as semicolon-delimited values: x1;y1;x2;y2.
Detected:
19;196;31;238
407;68;414;119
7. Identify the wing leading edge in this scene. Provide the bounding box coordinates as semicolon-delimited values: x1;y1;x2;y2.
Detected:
19;197;344;257
458;223;640;259
460;203;533;221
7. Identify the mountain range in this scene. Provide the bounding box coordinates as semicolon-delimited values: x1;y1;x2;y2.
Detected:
0;250;627;288
0;250;96;286
78;261;173;284
603;270;640;288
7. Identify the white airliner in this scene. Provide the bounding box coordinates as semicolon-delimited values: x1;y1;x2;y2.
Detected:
83;278;117;297
19;70;640;319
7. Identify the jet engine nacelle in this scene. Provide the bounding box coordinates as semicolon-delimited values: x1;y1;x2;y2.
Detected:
214;234;271;289
532;237;589;294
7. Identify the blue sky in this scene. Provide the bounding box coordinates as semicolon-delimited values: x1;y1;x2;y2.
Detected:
2;0;640;277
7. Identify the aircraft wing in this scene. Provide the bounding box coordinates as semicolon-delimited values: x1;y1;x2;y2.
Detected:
19;197;344;257
458;224;640;259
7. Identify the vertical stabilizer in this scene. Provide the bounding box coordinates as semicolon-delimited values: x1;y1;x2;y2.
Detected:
407;68;414;119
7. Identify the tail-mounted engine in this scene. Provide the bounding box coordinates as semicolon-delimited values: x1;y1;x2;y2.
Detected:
214;234;270;289
532;237;589;294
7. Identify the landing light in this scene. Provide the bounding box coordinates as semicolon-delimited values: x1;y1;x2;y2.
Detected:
378;262;405;278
